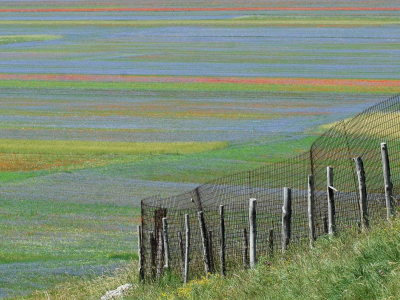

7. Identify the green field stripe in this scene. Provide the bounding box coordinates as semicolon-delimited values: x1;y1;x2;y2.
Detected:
0;17;399;27
0;139;229;155
0;34;62;45
1;79;398;94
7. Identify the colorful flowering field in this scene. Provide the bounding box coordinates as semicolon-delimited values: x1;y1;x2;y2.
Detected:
0;0;399;298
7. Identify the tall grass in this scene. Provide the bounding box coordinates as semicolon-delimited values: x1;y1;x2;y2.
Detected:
23;216;400;300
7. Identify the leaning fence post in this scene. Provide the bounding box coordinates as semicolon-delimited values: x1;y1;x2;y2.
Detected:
354;157;369;229
149;231;156;280
156;231;163;278
184;214;190;285
249;198;257;269
327;166;336;235
308;174;316;248
242;228;248;270
381;142;394;220
178;231;185;278
137;225;144;282
268;228;274;259
219;205;226;276
282;187;292;255
162;218;170;270
198;211;211;276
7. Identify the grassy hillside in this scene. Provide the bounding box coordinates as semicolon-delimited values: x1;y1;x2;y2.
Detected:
23;215;400;300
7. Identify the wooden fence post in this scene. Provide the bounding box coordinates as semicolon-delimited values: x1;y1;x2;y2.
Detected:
268;228;274;259
177;231;185;278
137;225;144;282
198;211;211;276
249;198;257;269
282;187;292;254
322;216;328;234
208;231;215;274
184;214;190;285
308;174;316;248
156;231;163;278
354;157;369;229
162;217;170;270
149;231;156;280
219;205;226;276
327;166;336;235
381;142;394;220
242;228;248;270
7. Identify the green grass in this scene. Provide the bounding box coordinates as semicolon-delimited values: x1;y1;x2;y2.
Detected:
0;139;228;155
0;35;62;45
1;17;399;27
21;214;400;300
1;80;398;94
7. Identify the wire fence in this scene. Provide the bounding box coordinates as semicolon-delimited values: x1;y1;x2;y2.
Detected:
140;94;400;280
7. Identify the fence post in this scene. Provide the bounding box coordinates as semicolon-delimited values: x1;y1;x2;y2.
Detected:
184;214;190;285
308;174;316;248
219;205;226;276
162;218;170;270
322;216;328;234
381;142;394;220
249;198;257;269
198;211;211;276
327;166;336;235
282;187;292;255
156;231;163;278
137;225;144;282
208;231;215;274
242;228;248;270
149;231;156;280
354;157;369;229
268;228;274;259
177;231;184;278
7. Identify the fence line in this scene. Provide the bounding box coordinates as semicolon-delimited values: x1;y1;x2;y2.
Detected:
140;94;400;280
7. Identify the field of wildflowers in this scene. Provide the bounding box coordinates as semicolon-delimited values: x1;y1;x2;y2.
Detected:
0;0;399;298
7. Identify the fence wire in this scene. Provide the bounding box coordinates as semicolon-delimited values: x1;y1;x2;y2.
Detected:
140;94;400;280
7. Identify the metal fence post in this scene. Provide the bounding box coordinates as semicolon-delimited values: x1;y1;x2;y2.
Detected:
249;198;257;269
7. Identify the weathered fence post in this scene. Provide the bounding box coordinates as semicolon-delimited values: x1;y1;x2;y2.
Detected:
177;231;185;278
137;225;144;282
354;157;369;229
219;205;226;276
249;198;257;269
184;214;190;285
322;216;328;234
198;211;211;276
308;174;316;248
381;142;394;220
162;218;170;270
327;166;336;235
156;231;163;278
268;228;274;259
282;187;292;255
242;228;248;270
208;231;215;274
149;231;156;280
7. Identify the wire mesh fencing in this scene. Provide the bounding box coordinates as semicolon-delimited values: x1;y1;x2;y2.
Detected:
140;94;400;280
